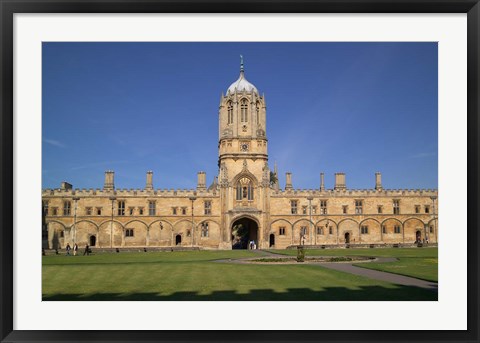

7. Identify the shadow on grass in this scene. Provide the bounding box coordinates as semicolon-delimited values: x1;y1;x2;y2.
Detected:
353;263;438;283
43;285;437;301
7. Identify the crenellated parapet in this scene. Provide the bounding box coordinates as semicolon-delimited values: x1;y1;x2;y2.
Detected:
271;171;437;198
43;169;221;199
270;188;438;198
42;188;220;198
43;185;437;199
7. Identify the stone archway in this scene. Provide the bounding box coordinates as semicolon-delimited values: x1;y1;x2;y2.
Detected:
416;230;422;243
231;217;259;249
269;233;275;248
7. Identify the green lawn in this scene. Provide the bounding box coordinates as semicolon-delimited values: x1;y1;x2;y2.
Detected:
354;257;438;282
267;247;438;282
43;250;437;301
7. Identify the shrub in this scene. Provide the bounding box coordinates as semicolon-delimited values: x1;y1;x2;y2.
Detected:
297;247;305;262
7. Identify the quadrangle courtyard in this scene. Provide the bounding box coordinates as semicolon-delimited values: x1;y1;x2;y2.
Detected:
42;247;438;301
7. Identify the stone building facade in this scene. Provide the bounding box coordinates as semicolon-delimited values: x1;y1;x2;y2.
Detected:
41;61;438;250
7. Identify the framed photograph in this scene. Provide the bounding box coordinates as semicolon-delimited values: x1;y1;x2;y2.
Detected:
1;1;479;342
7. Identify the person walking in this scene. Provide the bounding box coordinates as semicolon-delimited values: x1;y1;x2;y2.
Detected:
65;243;71;256
73;243;78;256
83;244;89;256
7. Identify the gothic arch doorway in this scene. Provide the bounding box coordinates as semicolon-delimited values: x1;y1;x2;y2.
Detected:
175;234;182;245
344;232;350;244
231;217;258;249
416;230;422;243
89;235;96;247
269;234;275;248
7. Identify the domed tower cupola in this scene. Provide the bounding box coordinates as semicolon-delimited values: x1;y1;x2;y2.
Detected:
226;55;259;95
218;56;268;175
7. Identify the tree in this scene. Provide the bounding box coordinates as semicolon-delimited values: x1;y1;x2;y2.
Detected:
269;171;278;187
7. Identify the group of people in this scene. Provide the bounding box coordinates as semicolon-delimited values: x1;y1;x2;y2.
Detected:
65;243;91;256
415;237;429;244
249;240;257;250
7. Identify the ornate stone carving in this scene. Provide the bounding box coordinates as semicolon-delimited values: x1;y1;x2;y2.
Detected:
222;128;232;137
220;162;229;187
240;142;249;152
262;161;270;187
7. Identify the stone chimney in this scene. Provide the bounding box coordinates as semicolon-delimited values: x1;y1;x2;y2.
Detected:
104;170;115;191
197;171;207;191
60;181;72;190
334;173;346;190
375;172;382;191
146;171;153;190
320;172;325;191
285;172;293;190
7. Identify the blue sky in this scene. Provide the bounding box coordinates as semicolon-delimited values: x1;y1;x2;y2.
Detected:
42;42;438;190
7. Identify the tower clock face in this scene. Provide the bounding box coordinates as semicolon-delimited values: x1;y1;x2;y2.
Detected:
240;143;249;152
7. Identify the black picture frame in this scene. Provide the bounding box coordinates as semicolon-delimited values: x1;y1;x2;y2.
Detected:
1;1;479;342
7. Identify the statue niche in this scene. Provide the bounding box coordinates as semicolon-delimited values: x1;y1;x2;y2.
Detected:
235;177;254;204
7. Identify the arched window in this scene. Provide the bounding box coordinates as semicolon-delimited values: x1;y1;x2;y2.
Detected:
248;183;253;200
256;101;260;124
201;222;209;237
236;177;254;201
236;182;242;201
227;101;233;124
240;99;248;123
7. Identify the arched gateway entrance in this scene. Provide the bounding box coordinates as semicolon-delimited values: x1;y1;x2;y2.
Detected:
231;217;259;249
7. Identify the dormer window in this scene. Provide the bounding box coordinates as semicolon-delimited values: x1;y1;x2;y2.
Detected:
240;99;248;123
227;101;233;124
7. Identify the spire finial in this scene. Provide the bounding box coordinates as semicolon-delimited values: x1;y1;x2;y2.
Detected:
240;55;244;73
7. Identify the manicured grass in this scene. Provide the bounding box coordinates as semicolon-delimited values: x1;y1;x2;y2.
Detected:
354;257;438;282
43;250;258;265
267;247;438;282
267;247;437;258
43;250;437;301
